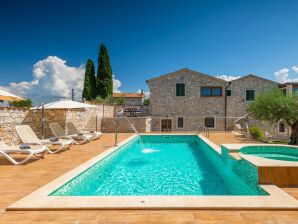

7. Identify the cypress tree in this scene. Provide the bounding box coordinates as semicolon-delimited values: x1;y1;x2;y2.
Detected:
96;44;113;99
82;59;96;100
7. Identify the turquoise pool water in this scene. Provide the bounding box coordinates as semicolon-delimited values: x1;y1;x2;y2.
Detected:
51;135;266;196
241;146;298;162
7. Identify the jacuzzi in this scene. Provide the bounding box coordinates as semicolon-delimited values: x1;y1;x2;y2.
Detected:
240;145;298;162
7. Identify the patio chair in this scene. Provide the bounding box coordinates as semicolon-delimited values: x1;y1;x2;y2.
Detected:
49;123;89;145
0;140;47;165
66;122;102;141
15;125;73;154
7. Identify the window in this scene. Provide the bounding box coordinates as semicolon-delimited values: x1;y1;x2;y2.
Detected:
246;90;255;101
204;117;215;128
177;117;184;128
293;87;298;94
176;83;185;96
200;87;222;97
278;121;286;133
226;90;232;96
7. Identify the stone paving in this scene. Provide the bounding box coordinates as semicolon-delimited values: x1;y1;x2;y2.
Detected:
0;132;297;223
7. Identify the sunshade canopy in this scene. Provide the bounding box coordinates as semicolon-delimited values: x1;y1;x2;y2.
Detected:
30;99;97;110
0;88;25;101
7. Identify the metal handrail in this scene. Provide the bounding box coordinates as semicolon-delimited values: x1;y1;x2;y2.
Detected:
233;113;251;123
196;126;209;138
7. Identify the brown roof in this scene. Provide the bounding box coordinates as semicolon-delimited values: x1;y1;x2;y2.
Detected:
112;93;144;98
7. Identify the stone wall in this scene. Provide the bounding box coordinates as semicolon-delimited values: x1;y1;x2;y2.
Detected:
65;105;114;132
101;117;151;133
0;107;29;144
0;105;115;144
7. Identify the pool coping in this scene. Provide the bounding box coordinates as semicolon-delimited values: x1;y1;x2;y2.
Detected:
7;134;298;211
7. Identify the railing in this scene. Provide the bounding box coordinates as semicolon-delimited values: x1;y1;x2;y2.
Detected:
233;113;251;133
233;113;251;123
196;126;209;138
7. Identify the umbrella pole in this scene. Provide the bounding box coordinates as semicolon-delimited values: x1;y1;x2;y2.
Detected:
41;105;45;140
114;116;119;146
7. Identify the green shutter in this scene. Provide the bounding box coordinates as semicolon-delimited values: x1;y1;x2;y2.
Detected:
176;83;185;96
176;83;180;96
226;90;231;96
181;83;185;96
246;90;255;101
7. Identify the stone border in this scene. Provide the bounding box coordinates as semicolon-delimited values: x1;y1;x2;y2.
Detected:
7;134;298;211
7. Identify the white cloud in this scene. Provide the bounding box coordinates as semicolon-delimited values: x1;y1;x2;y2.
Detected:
292;66;298;73
274;68;290;83
274;67;298;83
1;56;123;105
2;56;85;104
113;75;121;93
216;75;241;81
137;89;150;98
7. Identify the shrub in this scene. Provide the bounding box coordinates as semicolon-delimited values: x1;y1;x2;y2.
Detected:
249;126;264;140
143;98;150;105
94;96;124;105
9;99;32;108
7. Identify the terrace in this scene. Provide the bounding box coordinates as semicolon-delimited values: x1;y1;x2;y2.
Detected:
0;132;298;223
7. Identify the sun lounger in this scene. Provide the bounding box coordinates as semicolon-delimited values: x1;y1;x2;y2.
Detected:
15;125;73;154
0;140;47;165
49;123;89;145
66;122;102;141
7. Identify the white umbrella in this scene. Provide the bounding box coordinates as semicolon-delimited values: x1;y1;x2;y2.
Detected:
30;100;96;139
30;99;96;110
0;88;25;101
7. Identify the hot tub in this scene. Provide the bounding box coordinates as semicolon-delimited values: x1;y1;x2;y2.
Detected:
240;145;298;162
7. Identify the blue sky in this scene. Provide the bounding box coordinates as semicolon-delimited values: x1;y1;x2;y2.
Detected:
0;0;298;102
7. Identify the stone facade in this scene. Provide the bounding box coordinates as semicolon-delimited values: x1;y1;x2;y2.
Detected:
227;75;278;119
147;68;227;131
147;68;284;136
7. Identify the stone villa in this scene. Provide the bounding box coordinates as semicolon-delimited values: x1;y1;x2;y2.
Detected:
147;68;289;139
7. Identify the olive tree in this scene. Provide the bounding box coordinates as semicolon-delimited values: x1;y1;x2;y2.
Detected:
247;88;298;145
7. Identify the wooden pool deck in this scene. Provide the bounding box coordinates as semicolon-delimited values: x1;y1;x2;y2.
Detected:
0;132;298;223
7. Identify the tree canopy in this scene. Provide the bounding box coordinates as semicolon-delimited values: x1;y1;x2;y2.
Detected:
247;88;298;145
82;59;96;100
96;44;113;99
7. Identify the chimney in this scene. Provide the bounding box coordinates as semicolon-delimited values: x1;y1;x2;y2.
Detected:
141;89;144;95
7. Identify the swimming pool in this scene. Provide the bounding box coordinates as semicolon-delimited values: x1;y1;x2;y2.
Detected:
51;135;266;196
240;145;298;162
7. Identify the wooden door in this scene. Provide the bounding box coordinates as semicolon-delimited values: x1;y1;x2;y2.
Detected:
161;119;172;132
